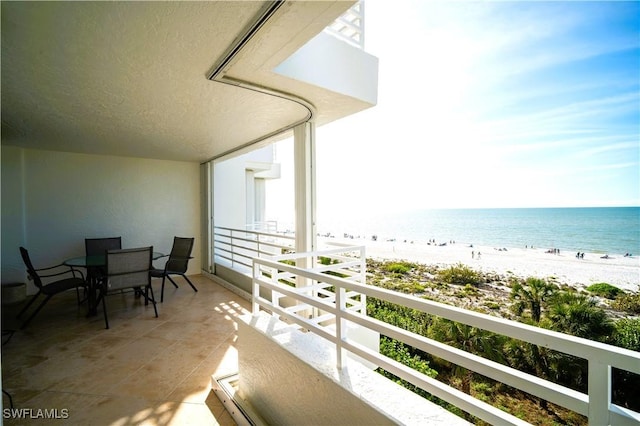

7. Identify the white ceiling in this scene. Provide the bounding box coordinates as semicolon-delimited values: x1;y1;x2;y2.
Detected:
1;1;364;163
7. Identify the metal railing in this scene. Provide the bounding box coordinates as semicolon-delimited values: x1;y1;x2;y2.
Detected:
252;246;640;426
213;226;295;274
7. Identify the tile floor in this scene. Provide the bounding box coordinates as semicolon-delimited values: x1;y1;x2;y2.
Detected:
1;275;251;425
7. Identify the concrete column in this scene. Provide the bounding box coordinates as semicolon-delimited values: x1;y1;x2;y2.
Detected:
293;122;317;280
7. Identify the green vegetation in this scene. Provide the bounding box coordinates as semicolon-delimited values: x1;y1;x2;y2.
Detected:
612;292;640;314
613;318;640;351
586;282;624;299
437;263;482;285
364;258;639;425
510;277;557;323
384;261;414;275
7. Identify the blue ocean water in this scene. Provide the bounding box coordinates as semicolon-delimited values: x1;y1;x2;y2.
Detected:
318;207;640;256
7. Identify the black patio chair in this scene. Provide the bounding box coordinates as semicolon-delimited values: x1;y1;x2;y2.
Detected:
151;237;197;302
85;237;122;282
17;247;86;329
100;246;157;329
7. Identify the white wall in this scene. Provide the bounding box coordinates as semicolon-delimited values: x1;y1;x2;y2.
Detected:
1;146;201;293
237;313;468;426
213;145;277;230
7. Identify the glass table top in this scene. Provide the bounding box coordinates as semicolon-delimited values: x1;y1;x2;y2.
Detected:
64;252;165;267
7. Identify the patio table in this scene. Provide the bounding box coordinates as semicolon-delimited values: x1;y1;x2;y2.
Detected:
64;252;165;315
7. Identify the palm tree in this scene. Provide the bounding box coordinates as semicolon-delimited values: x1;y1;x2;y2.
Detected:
429;317;505;395
509;277;559;410
510;277;558;323
545;292;614;392
547;291;613;339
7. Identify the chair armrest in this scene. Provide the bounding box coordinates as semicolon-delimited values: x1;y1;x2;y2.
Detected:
34;263;67;272
69;267;86;281
166;256;193;261
37;265;86;281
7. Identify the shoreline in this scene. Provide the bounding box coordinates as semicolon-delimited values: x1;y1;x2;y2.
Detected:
321;236;640;292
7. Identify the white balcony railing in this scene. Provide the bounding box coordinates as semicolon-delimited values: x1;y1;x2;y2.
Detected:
252;246;640;426
324;1;365;49
213;226;295;274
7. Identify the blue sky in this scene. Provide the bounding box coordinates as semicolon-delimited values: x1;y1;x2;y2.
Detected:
313;1;640;215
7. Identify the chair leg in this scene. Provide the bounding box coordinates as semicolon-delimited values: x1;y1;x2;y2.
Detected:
147;285;158;318
101;289;109;329
160;275;167;303
20;295;52;329
167;275;179;289
182;274;198;293
16;292;41;319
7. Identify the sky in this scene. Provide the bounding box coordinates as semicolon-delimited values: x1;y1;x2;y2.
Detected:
268;1;640;224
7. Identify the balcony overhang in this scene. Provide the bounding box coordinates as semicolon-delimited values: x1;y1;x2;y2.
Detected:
1;1;378;163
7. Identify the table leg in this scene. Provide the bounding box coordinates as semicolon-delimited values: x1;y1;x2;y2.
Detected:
86;274;99;317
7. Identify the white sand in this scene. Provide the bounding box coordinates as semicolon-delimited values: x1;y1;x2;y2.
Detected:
323;237;640;292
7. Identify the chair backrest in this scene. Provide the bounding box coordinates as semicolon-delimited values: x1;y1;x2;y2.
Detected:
85;237;122;256
165;237;194;274
106;246;152;291
19;247;44;290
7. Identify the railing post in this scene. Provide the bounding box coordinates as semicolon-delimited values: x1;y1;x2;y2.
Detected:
359;246;367;315
230;229;235;269
336;283;346;370
252;260;260;315
588;360;611;425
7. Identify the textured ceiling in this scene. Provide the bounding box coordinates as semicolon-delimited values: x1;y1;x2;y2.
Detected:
1;1;356;163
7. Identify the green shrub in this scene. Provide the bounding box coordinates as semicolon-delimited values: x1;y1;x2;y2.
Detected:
586;283;624;299
384;262;414;275
484;301;501;310
613;318;640;351
438;263;481;285
379;337;437;378
318;256;335;265
611;292;640;314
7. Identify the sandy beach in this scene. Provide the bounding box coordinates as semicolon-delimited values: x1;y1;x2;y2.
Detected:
324;237;640;292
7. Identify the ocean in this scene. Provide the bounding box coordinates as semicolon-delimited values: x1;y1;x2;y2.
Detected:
317;207;640;256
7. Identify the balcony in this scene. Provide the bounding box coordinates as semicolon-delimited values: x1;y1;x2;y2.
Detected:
213;227;640;425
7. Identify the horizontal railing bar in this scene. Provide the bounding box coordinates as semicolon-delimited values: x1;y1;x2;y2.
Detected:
223;237;292;253
214;226;296;241
610;405;640;426
340;337;529;426
254;257;640;372
270;246;364;262
342;309;588;415
253;295;338;343
215;254;252;270
254;276;341;315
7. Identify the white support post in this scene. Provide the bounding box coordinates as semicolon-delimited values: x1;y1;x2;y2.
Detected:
588;361;611;425
293;122;317;259
293;122;317;318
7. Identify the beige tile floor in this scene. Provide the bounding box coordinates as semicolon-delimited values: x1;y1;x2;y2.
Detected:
1;275;251;425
